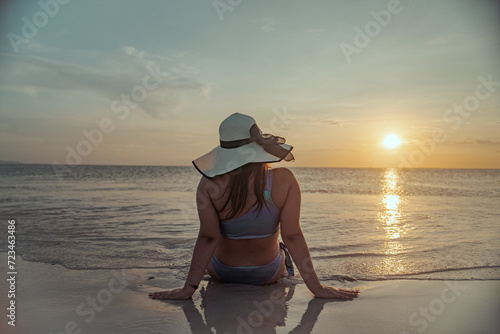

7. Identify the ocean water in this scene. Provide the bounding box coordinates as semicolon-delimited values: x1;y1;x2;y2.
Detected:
0;165;499;281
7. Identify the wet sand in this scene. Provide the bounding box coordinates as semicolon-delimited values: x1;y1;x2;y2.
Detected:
1;256;499;334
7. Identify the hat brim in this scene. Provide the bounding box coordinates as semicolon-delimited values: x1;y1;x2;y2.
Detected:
192;142;293;178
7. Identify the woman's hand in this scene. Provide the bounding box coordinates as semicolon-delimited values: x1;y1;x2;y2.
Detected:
313;284;360;300
148;285;195;300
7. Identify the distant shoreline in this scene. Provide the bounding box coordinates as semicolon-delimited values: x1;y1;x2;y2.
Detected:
0;160;23;164
0;163;498;170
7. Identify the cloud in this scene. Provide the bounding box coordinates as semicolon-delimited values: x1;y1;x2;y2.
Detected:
456;139;500;145
255;18;276;31
305;28;325;33
292;116;352;128
0;46;212;118
319;118;351;127
425;36;449;46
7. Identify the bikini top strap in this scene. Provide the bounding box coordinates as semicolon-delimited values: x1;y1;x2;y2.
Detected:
265;169;273;192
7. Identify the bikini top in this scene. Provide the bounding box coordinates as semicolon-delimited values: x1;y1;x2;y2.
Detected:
219;169;280;239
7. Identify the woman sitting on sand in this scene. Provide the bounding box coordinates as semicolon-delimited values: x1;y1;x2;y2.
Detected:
149;113;359;300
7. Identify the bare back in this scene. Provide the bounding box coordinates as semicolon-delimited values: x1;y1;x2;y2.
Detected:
200;167;292;266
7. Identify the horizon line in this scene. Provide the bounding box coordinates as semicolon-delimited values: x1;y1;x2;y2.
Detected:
0;162;499;170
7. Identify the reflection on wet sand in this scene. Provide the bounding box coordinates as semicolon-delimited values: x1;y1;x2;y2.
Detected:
168;280;339;334
378;169;410;275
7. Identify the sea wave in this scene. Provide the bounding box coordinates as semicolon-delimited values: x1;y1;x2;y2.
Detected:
1;165;498;281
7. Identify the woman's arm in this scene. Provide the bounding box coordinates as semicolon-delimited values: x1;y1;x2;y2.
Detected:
150;177;220;300
279;169;359;300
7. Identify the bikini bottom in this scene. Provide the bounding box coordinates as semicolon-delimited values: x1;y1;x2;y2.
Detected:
210;250;283;285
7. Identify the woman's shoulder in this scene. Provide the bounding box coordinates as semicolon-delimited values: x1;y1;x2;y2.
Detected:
270;166;294;177
197;174;226;197
268;167;300;208
270;167;298;186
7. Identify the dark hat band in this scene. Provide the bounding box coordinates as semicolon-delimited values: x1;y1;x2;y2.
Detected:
219;137;255;149
220;124;294;161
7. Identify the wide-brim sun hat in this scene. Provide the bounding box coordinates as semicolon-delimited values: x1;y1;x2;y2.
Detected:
192;113;294;178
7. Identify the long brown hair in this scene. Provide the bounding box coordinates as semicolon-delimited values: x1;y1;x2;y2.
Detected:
219;163;268;220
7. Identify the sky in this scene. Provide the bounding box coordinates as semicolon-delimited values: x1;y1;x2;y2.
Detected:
0;0;499;168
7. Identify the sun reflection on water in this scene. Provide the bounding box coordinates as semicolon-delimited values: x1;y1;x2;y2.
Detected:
377;169;409;275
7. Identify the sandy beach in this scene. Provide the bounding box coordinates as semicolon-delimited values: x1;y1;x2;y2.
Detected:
1;256;498;334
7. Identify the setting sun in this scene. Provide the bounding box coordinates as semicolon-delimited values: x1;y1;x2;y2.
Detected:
382;134;402;149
